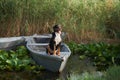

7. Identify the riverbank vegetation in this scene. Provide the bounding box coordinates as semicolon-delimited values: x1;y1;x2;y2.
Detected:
67;66;120;80
0;0;120;80
59;41;120;80
0;46;43;72
68;42;120;71
0;0;120;42
0;43;120;80
66;42;120;80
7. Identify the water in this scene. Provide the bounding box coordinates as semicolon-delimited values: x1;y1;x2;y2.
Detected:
0;55;96;80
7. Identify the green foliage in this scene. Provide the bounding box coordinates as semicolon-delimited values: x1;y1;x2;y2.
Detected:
67;66;120;80
0;46;43;72
105;66;120;80
67;72;105;80
68;42;120;70
0;0;120;39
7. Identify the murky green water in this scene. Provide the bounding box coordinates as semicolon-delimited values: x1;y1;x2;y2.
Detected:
0;55;96;80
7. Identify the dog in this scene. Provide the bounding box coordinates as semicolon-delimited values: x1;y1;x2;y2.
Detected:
46;24;62;56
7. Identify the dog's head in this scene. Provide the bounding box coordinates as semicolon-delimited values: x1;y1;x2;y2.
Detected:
53;24;62;34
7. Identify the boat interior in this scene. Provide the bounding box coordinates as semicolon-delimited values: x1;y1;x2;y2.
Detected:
27;37;70;53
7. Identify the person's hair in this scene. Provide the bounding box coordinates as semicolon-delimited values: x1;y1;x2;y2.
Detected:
53;24;61;32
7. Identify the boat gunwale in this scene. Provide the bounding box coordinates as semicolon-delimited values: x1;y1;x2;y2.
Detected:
0;37;25;43
26;36;71;61
27;43;71;60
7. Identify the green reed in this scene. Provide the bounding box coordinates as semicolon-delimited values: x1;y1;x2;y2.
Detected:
0;0;120;42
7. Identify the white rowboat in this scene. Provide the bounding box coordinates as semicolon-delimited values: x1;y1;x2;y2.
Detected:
26;35;71;72
0;37;25;50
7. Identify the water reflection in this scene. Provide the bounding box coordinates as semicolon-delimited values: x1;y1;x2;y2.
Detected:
0;55;96;80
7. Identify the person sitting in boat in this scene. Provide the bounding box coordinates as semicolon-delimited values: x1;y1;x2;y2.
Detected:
46;24;62;56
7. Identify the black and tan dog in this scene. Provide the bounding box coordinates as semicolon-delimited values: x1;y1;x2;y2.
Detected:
46;24;62;56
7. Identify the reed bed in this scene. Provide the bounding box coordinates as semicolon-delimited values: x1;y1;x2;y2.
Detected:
0;0;120;42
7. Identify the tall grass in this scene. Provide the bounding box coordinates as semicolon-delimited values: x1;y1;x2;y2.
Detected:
67;72;104;80
66;66;120;80
0;0;120;42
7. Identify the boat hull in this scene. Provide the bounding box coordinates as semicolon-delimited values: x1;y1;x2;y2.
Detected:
0;37;25;50
29;51;69;72
26;35;71;72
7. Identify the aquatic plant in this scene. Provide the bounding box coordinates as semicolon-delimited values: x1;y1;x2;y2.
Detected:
0;46;43;72
68;42;120;70
67;66;120;80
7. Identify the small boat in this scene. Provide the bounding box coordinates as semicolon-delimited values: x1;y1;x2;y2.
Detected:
26;34;71;72
0;37;25;50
